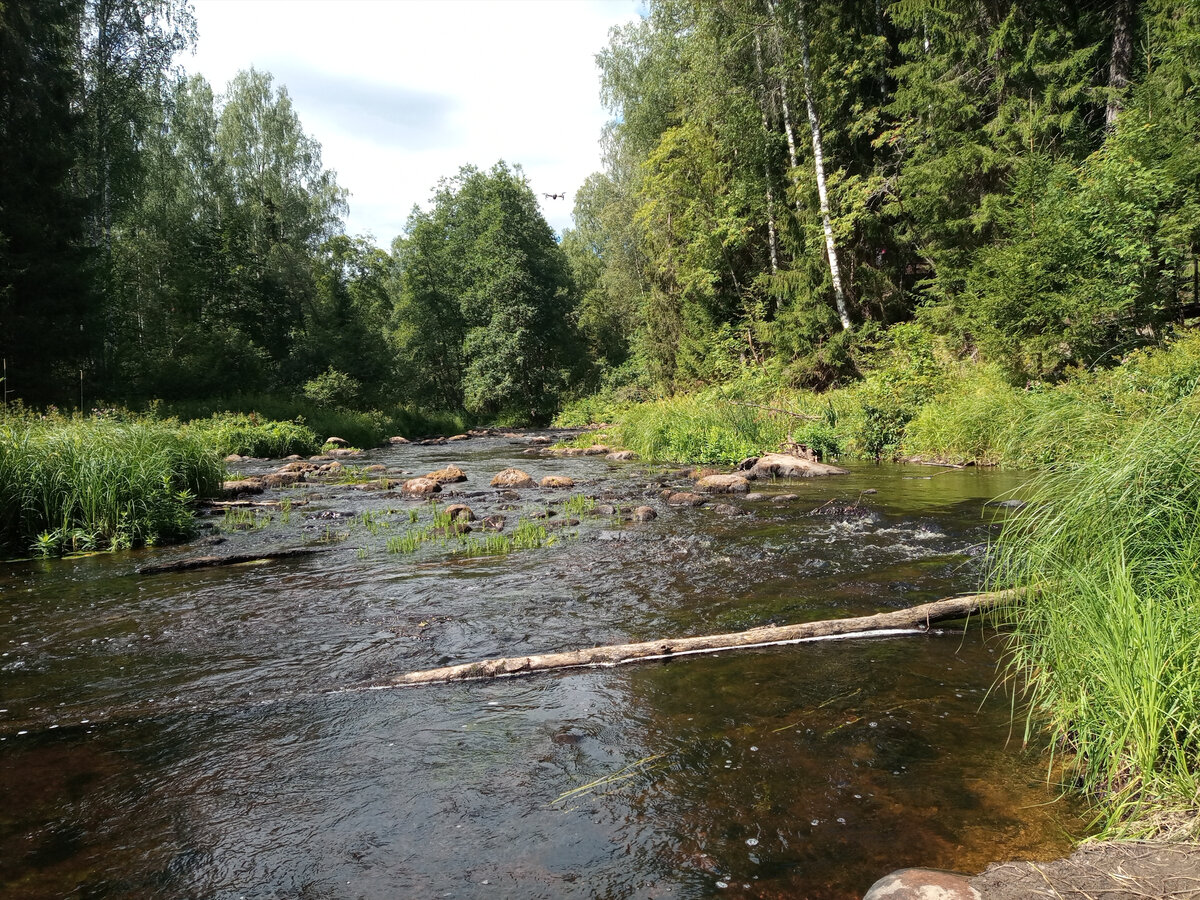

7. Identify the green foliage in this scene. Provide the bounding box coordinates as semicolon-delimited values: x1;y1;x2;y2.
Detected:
163;395;468;449
0;411;223;555
187;413;318;458
302;367;363;408
991;400;1200;831
617;393;794;464
393;163;583;424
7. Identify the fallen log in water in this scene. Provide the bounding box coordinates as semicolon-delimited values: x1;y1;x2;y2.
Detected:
375;591;1011;686
136;546;333;576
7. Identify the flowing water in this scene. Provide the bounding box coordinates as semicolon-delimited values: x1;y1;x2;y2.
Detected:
0;433;1084;898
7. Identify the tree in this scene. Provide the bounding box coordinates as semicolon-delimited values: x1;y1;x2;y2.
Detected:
392;164;581;422
0;0;95;404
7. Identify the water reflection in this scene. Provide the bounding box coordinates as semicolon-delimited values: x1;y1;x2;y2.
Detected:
0;435;1082;898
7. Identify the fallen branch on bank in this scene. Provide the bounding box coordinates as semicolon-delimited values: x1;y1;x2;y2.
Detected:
374;591;1012;687
136;546;333;576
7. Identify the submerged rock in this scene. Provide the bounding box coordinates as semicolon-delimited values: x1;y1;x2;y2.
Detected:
695;473;751;494
479;514;506;531
709;503;747;517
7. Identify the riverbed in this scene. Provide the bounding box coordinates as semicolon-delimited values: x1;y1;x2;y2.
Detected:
0;432;1083;898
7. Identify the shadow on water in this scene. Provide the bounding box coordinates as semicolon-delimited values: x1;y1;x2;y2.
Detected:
0;434;1083;898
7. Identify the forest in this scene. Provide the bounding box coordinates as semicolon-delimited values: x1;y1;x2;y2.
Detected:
3;0;1197;421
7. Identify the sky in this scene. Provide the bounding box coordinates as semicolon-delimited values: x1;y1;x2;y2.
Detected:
184;0;643;244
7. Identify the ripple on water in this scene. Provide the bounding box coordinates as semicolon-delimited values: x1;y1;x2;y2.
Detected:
0;438;1079;899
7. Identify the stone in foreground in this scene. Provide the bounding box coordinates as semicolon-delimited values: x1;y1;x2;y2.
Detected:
862;868;980;900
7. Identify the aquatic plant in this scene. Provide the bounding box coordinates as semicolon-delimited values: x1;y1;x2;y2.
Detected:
0;413;223;556
562;494;597;517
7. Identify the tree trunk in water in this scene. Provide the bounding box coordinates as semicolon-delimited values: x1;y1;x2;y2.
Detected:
1107;0;1133;129
371;591;1010;686
796;0;852;331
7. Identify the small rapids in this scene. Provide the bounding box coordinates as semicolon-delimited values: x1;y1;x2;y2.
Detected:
0;432;1083;898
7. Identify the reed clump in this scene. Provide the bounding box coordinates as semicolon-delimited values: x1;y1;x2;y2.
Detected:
0;411;224;555
991;399;1200;834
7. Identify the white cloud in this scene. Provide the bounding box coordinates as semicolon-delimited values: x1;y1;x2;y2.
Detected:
184;0;641;243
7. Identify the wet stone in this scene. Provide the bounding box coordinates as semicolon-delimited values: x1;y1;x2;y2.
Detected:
862;868;980;900
491;467;535;488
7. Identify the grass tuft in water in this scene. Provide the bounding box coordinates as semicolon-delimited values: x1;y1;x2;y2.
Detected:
0;411;223;555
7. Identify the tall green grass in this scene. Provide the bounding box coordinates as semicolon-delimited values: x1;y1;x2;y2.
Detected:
0;413;224;555
185;413;319;458
991;399;1200;834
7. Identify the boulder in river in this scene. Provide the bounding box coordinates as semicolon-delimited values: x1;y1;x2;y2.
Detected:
540;475;575;489
479;514;506;531
402;477;441;496
260;471;303;488
388;435;410;444
425;465;467;484
491;468;535;488
447;433;471;442
632;506;657;521
742;452;849;479
695;473;751;494
222;479;263;497
667;491;707;507
606;450;638;460
444;504;475;522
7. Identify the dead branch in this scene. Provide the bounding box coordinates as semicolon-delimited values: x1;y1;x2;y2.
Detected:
373;591;1013;687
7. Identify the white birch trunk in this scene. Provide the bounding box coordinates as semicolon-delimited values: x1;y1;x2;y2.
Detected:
797;0;851;330
754;30;779;274
767;0;851;330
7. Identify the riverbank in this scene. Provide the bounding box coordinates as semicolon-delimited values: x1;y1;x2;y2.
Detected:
0;401;466;557
557;332;1200;843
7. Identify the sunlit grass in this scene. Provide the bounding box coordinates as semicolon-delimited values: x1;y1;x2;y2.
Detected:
0;412;223;556
991;399;1200;835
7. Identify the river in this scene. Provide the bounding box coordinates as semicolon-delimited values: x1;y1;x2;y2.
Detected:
0;432;1083;898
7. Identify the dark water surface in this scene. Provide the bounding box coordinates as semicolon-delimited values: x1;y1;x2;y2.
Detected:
0;434;1083;898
